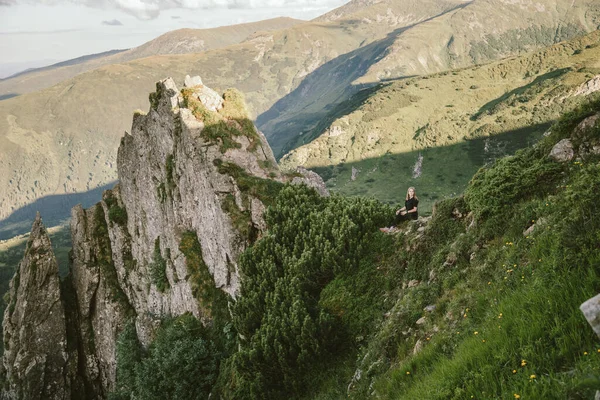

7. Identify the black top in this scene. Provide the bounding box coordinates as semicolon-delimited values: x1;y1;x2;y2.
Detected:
405;197;419;220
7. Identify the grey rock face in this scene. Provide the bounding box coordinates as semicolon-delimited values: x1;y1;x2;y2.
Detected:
119;77;278;299
291;167;330;197
68;202;134;395
548;139;574;162
2;214;69;400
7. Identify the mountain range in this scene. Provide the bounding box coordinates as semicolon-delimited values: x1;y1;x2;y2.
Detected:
1;0;600;236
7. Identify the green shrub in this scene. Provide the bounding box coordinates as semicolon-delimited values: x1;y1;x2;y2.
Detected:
464;147;563;221
179;231;230;322
112;315;220;400
149;237;169;293
222;185;392;398
104;191;128;226
213;159;283;206
220;194;255;242
166;153;176;193
93;205;134;314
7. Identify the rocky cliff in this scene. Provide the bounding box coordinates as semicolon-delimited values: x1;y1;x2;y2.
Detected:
0;76;299;398
1;213;69;400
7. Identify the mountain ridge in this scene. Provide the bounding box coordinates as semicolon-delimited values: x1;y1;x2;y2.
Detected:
2;0;600;234
0;17;302;99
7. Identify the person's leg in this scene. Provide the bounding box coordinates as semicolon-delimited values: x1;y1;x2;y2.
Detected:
395;213;407;225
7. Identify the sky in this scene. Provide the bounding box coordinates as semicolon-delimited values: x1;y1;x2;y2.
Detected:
0;0;348;78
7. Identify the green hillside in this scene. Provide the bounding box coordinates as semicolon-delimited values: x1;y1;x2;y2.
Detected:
109;97;600;399
280;30;600;213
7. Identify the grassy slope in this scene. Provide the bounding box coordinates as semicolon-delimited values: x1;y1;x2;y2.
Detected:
280;30;600;214
307;97;600;400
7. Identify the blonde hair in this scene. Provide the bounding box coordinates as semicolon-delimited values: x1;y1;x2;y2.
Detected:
406;187;418;201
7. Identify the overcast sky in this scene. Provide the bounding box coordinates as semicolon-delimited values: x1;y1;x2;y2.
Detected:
0;0;347;78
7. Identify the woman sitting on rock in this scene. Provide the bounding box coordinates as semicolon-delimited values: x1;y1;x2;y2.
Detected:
396;186;419;222
380;186;419;233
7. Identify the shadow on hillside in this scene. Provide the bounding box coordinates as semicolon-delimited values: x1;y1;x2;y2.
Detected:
257;2;472;158
470;68;571;120
0;93;18;101
310;122;551;215
0;181;117;240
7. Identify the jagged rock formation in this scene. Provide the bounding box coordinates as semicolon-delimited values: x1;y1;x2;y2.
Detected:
1;76;285;397
291;167;330;197
1;213;69;400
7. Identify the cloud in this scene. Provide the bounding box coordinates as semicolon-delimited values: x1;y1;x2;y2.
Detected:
102;18;123;25
2;0;346;20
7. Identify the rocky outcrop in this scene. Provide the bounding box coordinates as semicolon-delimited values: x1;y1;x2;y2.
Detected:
1;76;282;397
548;139;575;162
291;167;330;197
1;214;69;400
571;75;600;98
119;76;279;300
549;115;600;162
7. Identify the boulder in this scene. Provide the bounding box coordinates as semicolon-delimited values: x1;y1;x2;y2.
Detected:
523;217;546;237
548;139;574;162
580;293;600;339
413;339;423;355
575;113;599;133
184;74;203;87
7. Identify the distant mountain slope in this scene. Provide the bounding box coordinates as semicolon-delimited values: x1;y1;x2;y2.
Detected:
279;30;600;210
261;0;600;157
0;50;127;81
0;17;302;99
